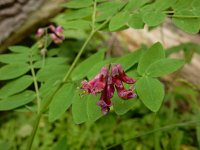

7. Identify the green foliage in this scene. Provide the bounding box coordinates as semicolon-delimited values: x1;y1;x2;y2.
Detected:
146;58;185;77
49;83;75;122
2;0;199;149
0;91;35;111
71;50;105;81
112;95;137;115
109;11;129;31
142;11;166;26
114;49;143;71
0;53;29;64
8;46;30;53
0;63;30;80
172;0;200;34
63;0;93;8
72;92;102;124
128;13;144;29
96;1;126;22
135;42;185;112
136;77;164;112
137;42;165;75
0;75;33;98
60;0;200;33
36;65;69;82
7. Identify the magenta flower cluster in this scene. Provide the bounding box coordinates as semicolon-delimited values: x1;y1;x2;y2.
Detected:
36;25;65;44
81;64;136;114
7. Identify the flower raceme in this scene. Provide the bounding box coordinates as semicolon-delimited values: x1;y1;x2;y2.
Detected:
81;64;136;114
36;25;65;44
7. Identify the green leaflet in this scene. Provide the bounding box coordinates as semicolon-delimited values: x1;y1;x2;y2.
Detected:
145;58;185;77
124;0;151;11
114;49;143;71
36;65;69;82
0;63;30;80
112;95;137;115
136;77;165;112
72;92;88;124
142;11;166;27
96;1;126;22
72;92;102;124
57;7;93;21
172;0;200;34
8;46;30;53
49;83;75;122
86;60;109;80
128;13;144;29
61;20;91;30
71;50;105;81
137;42;165;75
109;11;130;31
0;91;36;111
172;11;200;34
0;53;29;64
33;57;67;68
63;0;93;8
0;75;33;98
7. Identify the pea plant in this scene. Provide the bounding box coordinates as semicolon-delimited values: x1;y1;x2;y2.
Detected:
0;0;200;149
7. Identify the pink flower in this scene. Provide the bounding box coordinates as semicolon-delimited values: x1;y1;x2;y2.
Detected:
35;25;65;44
81;64;136;114
81;67;108;95
49;25;65;44
36;28;45;38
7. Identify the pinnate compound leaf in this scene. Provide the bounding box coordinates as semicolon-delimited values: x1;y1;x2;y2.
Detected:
49;83;75;122
137;42;165;75
146;58;185;77
109;11;129;31
72;92;102;124
71;50;105;81
0;91;36;111
0;63;30;80
0;75;33;98
136;77;164;112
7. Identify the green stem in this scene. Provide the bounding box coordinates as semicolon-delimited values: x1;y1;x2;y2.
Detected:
62;0;97;82
26;113;42;150
42;28;48;68
30;51;41;114
62;30;95;82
